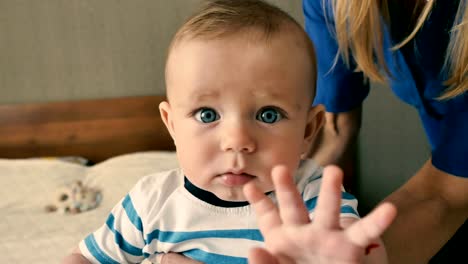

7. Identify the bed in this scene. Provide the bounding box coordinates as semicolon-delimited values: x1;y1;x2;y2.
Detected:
0;95;179;263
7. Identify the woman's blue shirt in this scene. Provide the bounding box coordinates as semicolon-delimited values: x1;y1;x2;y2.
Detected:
303;0;468;177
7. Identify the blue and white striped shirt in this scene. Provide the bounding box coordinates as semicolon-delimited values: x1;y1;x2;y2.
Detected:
79;159;359;263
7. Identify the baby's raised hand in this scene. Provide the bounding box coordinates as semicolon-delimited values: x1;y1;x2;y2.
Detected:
244;165;397;264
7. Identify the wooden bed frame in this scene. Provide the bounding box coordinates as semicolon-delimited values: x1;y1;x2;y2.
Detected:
0;95;175;163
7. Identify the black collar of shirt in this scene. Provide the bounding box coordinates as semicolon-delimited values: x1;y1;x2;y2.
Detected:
184;176;270;208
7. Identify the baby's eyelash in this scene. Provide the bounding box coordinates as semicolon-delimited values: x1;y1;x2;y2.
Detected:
263;106;289;119
188;107;206;117
277;108;288;119
187;106;289;119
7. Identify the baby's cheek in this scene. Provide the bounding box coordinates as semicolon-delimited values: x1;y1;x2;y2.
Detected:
260;177;275;193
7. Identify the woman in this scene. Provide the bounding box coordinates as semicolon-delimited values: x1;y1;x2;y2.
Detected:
250;0;467;263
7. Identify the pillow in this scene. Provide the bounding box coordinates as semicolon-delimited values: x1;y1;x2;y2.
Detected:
0;158;87;212
33;156;93;166
0;151;178;264
83;151;179;210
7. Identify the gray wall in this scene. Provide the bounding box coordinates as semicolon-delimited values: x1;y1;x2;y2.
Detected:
356;83;430;213
0;0;303;104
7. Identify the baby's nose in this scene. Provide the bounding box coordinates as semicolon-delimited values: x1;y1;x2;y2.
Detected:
220;124;256;153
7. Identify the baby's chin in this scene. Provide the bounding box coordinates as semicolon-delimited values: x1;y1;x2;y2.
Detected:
213;186;273;202
213;189;248;202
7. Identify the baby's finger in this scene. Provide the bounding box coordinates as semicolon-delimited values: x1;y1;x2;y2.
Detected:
313;165;343;229
248;247;280;264
345;202;397;247
272;165;310;225
244;182;282;232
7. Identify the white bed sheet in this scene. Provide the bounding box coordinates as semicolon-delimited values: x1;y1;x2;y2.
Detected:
0;151;179;263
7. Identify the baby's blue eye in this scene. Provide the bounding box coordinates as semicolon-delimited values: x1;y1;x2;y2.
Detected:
195;108;219;123
257;107;282;124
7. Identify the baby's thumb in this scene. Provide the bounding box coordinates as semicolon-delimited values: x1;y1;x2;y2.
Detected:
345;202;397;247
248;247;279;264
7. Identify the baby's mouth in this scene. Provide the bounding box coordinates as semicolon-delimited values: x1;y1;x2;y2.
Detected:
219;172;255;186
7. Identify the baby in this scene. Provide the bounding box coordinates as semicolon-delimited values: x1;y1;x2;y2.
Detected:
62;0;392;263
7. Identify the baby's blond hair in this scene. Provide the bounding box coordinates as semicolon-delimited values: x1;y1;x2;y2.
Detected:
165;0;317;100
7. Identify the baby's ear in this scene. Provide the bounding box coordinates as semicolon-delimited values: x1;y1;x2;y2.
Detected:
159;101;176;144
303;104;325;152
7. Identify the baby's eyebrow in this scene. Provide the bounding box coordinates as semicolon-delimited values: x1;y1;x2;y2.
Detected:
173;90;220;108
252;89;282;99
189;90;221;102
254;91;303;111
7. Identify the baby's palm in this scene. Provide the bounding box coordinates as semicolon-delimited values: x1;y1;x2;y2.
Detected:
244;165;396;264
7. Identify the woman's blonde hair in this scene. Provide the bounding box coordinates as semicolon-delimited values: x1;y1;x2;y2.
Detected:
332;0;467;99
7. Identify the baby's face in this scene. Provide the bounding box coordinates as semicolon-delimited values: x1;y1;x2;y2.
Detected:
161;32;321;201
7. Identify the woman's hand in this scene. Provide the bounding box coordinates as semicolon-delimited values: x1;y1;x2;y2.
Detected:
307;109;362;166
244;165;397;264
